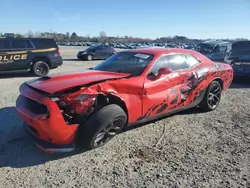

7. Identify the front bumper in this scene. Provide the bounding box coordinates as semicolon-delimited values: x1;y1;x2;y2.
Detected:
16;83;79;153
24;122;75;153
77;53;88;59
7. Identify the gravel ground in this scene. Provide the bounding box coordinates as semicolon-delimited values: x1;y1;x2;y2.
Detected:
0;46;249;188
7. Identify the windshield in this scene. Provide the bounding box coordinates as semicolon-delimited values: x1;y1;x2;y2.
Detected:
195;43;215;53
231;41;250;56
86;46;96;51
93;51;154;76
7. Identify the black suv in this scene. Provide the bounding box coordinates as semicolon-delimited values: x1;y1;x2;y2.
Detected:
225;41;250;77
77;44;116;61
195;40;231;62
0;38;63;76
195;40;250;77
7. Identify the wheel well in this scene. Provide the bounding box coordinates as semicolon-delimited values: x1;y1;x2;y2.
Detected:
213;78;224;89
95;94;128;121
107;95;128;115
31;57;51;68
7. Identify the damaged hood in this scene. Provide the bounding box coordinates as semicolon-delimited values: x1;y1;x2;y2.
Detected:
26;70;130;94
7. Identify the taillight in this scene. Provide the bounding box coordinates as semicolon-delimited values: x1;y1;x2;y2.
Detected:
58;48;61;56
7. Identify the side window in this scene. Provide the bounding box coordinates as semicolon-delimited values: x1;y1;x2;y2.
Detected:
103;45;108;50
0;40;10;50
0;41;5;50
30;39;57;49
185;54;200;67
150;56;168;75
96;46;103;50
11;40;26;49
214;46;227;53
150;54;190;75
165;54;189;71
25;40;35;49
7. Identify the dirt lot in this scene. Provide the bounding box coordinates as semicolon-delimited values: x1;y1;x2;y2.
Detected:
0;46;249;188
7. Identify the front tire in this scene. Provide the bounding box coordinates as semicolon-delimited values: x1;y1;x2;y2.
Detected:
199;80;222;111
78;104;127;150
87;54;93;61
31;61;50;77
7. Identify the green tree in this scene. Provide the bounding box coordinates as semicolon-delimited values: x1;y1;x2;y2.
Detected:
15;33;25;38
70;32;78;42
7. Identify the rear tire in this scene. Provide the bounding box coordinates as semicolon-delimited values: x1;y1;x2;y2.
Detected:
199;81;222;111
78;104;127;150
31;61;50;77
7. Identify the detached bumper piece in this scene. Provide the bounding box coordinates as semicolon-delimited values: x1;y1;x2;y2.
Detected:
25;123;75;153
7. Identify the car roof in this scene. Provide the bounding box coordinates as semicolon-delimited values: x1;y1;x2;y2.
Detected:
128;47;196;56
232;40;250;45
0;37;55;40
201;40;230;45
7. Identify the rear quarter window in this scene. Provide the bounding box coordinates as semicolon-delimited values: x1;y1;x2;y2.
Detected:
185;54;200;67
31;39;58;49
26;40;35;49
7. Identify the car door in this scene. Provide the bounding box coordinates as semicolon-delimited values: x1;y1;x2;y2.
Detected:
9;39;30;70
0;39;12;71
93;45;106;59
177;54;204;105
209;45;227;62
102;45;113;59
141;54;192;119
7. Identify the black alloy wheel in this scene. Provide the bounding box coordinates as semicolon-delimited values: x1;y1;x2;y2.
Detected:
78;104;127;150
32;61;50;77
207;82;222;110
93;115;126;148
199;80;222;111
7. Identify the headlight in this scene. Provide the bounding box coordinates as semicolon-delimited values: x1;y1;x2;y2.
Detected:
81;52;87;55
70;94;97;114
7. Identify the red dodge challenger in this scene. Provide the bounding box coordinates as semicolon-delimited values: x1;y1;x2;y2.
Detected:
16;48;233;153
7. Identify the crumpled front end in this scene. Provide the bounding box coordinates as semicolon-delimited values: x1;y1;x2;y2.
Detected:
16;83;79;153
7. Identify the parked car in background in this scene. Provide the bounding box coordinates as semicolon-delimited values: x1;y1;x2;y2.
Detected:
224;40;250;77
0;38;63;76
16;48;233;153
77;44;116;61
195;40;250;77
194;40;231;62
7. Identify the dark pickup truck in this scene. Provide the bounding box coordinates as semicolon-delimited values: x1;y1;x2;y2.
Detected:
195;40;250;77
0;38;63;76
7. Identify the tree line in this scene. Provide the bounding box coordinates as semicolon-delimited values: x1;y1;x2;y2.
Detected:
0;31;248;44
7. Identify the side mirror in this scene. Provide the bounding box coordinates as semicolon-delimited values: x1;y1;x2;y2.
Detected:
158;67;172;76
